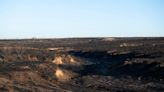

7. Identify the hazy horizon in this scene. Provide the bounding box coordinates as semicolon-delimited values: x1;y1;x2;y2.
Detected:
0;0;164;39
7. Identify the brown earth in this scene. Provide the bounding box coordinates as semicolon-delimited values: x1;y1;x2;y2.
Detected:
0;37;164;92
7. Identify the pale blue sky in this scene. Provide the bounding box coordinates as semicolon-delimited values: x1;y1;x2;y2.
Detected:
0;0;164;38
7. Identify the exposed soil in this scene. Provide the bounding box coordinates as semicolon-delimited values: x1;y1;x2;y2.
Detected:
0;37;164;92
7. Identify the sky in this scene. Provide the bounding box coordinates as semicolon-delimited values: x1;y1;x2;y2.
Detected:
0;0;164;38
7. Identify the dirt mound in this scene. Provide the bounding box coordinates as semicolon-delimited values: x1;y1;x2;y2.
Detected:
52;54;86;65
52;54;86;81
54;68;77;81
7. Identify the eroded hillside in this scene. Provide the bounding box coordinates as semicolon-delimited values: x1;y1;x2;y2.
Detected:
0;38;164;92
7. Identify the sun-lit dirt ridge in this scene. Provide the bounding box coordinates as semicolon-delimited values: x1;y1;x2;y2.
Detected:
52;54;80;65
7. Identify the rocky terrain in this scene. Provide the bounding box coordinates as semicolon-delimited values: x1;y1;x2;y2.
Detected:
0;37;164;92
